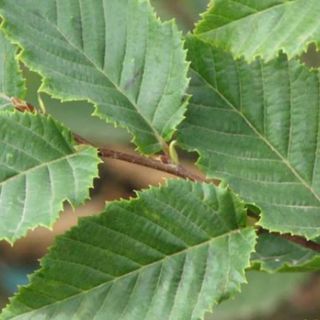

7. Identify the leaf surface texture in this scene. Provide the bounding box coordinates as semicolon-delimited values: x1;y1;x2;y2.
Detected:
179;37;320;239
253;234;320;272
0;112;99;242
0;0;189;154
195;0;320;61
0;180;256;320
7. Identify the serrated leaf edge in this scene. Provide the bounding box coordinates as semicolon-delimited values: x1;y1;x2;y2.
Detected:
1;179;257;320
193;0;320;63
0;0;190;155
0;111;102;244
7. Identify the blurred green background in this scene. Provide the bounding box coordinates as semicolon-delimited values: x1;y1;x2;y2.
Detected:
1;1;320;319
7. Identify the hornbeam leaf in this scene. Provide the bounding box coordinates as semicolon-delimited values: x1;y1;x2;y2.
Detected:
0;0;189;154
0;180;256;320
0;111;100;243
195;0;320;62
210;271;307;320
0;32;25;109
252;234;320;272
178;37;320;239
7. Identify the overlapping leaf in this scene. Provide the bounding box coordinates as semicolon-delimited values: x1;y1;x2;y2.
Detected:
0;180;256;320
0;0;189;154
252;234;320;272
0;32;25;109
209;271;306;320
195;0;320;62
178;37;320;239
0;111;100;242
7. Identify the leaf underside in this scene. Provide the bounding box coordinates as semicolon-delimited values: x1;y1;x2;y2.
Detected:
195;0;320;62
0;0;189;154
178;37;320;239
0;180;256;320
0;32;25;108
0;111;100;242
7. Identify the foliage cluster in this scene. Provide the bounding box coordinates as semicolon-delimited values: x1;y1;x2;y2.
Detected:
0;0;320;319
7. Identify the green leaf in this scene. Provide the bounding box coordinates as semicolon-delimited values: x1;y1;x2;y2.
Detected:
0;111;100;243
0;0;189;154
252;233;320;272
0;32;25;108
195;0;320;62
178;37;320;239
209;271;307;320
1;180;256;320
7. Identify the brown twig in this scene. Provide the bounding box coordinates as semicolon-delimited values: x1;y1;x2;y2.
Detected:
11;98;35;113
280;234;320;252
86;141;320;253
12;100;320;253
100;148;205;182
74;135;206;182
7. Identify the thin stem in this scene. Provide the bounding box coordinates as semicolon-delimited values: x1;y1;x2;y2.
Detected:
13;102;320;253
95;145;320;253
74;135;206;182
100;148;205;181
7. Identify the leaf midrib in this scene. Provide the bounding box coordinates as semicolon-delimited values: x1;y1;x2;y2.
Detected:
6;228;247;320
196;0;295;35
0;147;93;188
190;67;320;205
6;2;165;149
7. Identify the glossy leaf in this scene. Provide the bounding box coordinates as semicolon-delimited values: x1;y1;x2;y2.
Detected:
0;32;25;109
178;37;320;239
195;0;320;62
0;111;100;242
0;0;189;154
0;180;256;320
